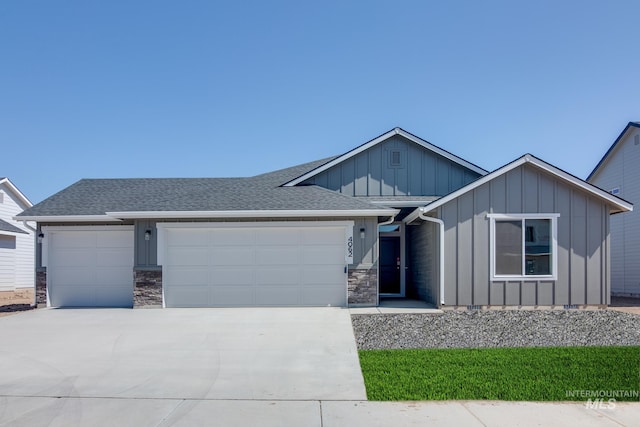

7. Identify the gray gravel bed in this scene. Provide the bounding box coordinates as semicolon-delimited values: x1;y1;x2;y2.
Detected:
352;310;640;349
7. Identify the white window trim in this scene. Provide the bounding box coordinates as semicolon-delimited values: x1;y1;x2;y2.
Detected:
487;213;559;281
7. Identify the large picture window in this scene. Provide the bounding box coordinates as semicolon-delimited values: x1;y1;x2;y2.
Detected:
488;214;559;280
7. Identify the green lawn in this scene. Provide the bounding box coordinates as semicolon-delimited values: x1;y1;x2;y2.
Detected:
359;346;640;401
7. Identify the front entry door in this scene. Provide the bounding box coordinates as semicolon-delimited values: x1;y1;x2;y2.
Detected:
379;235;401;294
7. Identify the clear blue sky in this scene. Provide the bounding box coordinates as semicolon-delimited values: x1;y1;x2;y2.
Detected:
2;1;638;204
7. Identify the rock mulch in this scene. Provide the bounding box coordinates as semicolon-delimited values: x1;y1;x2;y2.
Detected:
352;310;640;350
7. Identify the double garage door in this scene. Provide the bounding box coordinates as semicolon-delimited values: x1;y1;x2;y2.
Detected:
45;223;350;308
160;223;350;307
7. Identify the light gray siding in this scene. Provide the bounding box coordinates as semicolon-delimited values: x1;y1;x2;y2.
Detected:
588;126;640;296
302;135;481;196
438;163;611;306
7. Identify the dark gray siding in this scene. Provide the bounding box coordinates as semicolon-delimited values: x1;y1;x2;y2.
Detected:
438;164;611;306
302;135;481;196
407;221;438;304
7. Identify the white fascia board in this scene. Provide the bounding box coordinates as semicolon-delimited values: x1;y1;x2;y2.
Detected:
419;155;633;216
107;209;400;219
0;178;33;208
283;128;488;187
369;200;438;207
14;215;121;222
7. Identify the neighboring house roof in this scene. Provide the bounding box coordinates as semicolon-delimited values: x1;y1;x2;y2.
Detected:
282;127;489;187
404;154;633;224
587;122;640;181
17;157;397;221
0;177;33;208
0;218;28;234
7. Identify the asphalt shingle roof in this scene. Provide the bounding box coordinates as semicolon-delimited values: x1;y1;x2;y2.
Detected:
17;156;389;217
0;218;28;234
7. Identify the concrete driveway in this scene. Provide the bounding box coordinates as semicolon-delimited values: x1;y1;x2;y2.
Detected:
0;308;366;402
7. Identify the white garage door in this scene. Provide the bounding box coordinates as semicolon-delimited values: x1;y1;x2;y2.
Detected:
44;226;134;307
160;222;351;307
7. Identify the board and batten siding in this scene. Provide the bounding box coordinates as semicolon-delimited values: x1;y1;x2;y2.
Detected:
0;183;34;290
437;163;611;307
134;217;378;270
301;135;481;196
588;126;640;296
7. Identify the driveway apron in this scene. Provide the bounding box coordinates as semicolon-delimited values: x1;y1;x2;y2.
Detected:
0;308;366;401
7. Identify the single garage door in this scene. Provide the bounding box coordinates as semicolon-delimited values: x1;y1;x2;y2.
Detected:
160;222;352;307
44;226;134;307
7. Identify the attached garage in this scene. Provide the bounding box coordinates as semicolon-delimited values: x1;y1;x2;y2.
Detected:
158;222;353;307
42;226;134;307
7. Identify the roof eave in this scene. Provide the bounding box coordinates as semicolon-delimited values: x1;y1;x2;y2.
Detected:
0;178;33;208
14;215;121;223
587;122;640;181
106;209;400;219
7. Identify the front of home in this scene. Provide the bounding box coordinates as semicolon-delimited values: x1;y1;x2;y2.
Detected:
16;128;632;309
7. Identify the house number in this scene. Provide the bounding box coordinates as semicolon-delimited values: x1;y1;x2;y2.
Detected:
347;236;353;258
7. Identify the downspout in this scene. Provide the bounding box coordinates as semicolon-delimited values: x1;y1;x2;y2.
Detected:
417;209;446;307
21;221;36;233
378;215;396;227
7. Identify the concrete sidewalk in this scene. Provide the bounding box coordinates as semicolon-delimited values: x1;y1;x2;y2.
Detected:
0;398;638;426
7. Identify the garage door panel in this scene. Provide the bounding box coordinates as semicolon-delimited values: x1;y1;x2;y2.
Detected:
210;268;254;285
255;247;300;265
96;249;137;267
302;285;345;306
302;227;344;244
163;224;348;307
52;233;95;249
302;246;345;264
255;286;300;306
53;249;95;267
166;247;208;266
94;267;133;286
210;229;254;246
256;229;300;245
255;268;300;285
165;267;209;285
51;286;94;307
165;286;211;307
210;247;254;265
303;266;345;285
168;230;209;246
50;267;94;286
212;286;255;306
97;231;134;248
93;286;135;306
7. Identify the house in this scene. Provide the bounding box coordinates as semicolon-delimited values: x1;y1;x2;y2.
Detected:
16;128;632;309
0;178;34;304
587;122;640;298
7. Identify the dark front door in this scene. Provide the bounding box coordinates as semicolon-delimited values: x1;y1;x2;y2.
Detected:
380;235;401;294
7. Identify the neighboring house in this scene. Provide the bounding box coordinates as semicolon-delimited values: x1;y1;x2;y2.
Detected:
587;122;640;297
16;128;632;309
0;178;34;303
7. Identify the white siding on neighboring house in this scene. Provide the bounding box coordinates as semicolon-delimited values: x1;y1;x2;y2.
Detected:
0;182;35;290
589;126;640;296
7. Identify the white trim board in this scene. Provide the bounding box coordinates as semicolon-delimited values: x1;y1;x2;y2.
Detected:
283;127;488;187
